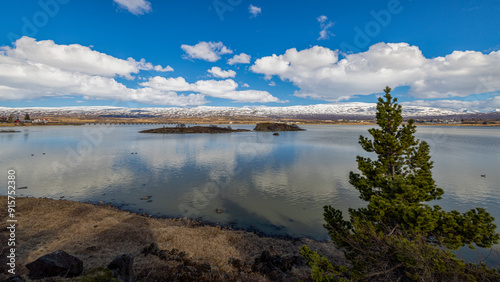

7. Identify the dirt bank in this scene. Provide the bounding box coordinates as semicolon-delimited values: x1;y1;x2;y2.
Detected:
0;196;342;281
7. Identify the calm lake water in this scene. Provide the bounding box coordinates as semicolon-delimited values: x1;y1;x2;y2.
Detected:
1;124;499;264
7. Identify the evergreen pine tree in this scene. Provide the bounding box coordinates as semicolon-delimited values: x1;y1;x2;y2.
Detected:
302;86;500;281
24;113;30;120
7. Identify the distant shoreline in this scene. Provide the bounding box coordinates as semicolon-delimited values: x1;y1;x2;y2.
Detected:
0;119;500;126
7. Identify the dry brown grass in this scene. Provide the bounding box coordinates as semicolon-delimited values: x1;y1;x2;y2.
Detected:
0;196;342;281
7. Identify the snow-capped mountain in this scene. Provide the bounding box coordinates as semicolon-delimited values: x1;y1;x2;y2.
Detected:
0;103;473;119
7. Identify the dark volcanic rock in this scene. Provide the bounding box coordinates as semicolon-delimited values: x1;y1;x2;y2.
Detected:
253;123;305;132
25;250;83;279
141;243;187;262
140;125;250;134
108;254;134;282
141;243;160;256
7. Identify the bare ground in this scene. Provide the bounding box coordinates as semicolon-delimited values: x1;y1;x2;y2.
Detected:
0;196;343;281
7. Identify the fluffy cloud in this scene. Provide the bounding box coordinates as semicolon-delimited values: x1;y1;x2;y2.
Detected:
0;37;280;105
181;41;233;62
249;5;262;18
317;15;334;40
0;57;204;105
137;59;174;72
141;76;280;103
251;42;500;101
5;37;172;79
0;37;203;106
227;53;251;65
403;95;500;113
113;0;152;15
207;67;236;78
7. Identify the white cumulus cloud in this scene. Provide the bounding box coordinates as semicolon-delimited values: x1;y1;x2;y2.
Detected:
207;67;236;78
181;41;233;62
5;37;172;79
141;76;280;103
249;5;262;18
227;53;251;65
251;42;500;102
317;15;334;40
138;59;174;72
0;37;204;106
402;95;500;113
114;0;152;15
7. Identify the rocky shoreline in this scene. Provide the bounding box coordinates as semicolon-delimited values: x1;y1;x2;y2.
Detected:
0;196;342;281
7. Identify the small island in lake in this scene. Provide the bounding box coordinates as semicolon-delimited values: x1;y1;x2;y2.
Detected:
253;123;305;131
140;124;250;134
0;129;21;133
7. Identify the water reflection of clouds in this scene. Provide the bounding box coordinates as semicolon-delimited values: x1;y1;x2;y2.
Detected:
423;131;500;211
133;139;190;171
252;144;358;204
2;125;499;241
1;147;132;198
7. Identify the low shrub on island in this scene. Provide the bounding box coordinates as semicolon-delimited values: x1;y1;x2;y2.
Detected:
253;123;305;131
140;125;250;134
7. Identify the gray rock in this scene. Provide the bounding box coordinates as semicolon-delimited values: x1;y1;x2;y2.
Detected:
108;254;134;282
25;250;83;279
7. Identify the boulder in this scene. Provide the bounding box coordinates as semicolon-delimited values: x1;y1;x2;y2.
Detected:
108;254;134;282
141;243;160;256
25;250;83;279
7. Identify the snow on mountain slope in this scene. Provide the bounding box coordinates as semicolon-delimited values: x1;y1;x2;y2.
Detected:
0;103;465;119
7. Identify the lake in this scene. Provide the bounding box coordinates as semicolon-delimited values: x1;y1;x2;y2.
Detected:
1;124;499;264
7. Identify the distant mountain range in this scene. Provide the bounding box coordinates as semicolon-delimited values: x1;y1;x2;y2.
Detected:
0;103;499;120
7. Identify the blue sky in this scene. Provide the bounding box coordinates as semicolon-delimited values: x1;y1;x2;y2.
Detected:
1;0;499;111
